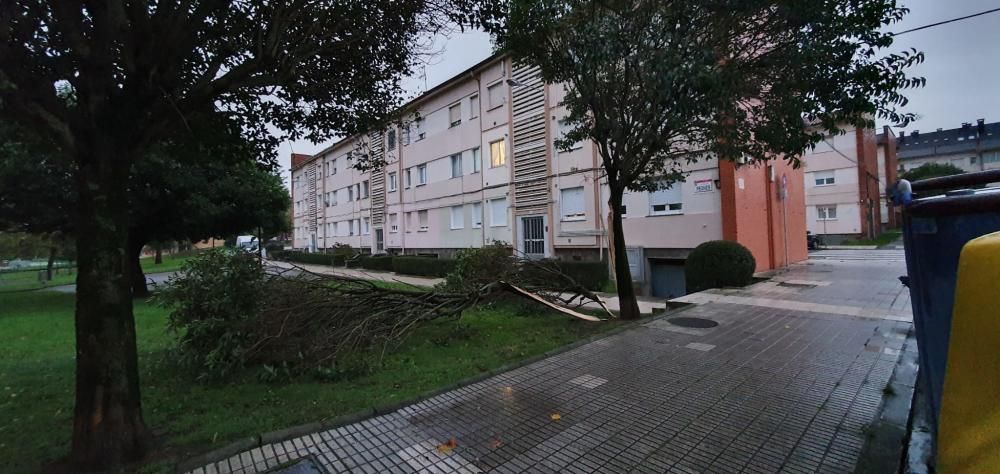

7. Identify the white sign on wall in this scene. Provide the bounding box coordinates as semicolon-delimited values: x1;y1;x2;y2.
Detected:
694;179;714;193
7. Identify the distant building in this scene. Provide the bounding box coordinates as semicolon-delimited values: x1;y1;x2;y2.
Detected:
291;54;807;298
897;119;1000;173
802;124;883;241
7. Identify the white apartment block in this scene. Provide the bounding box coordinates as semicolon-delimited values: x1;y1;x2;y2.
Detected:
291;54;806;297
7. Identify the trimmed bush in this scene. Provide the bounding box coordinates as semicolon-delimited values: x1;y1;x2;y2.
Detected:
685;240;756;292
551;260;609;291
392;256;456;277
359;255;394;271
270;250;341;266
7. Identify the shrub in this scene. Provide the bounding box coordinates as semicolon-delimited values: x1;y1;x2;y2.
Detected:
155;249;265;379
359;255;394;271
550;260;609;291
444;243;517;292
685;240;756;292
392;256;456;277
271;250;340;266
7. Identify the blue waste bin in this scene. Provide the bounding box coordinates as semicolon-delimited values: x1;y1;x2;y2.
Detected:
900;169;1000;431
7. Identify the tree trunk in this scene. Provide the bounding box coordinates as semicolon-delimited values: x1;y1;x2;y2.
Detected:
128;235;149;298
608;189;641;320
153;243;162;265
46;242;57;281
70;151;149;470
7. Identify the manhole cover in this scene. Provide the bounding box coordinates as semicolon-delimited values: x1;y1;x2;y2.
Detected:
667;317;718;329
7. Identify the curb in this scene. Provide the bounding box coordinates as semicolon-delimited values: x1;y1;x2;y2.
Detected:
854;326;920;473
176;303;696;472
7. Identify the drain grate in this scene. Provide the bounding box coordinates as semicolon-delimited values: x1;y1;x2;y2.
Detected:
271;456;327;474
667;317;719;329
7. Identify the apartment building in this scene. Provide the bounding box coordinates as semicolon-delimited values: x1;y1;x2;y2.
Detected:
896;119;1000;173
291;54;807;298
801;124;883;241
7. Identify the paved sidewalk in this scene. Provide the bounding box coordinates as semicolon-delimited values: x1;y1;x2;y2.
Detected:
189;250;913;474
266;260;445;287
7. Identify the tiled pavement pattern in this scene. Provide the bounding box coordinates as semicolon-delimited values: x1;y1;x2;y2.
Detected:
190;250;912;474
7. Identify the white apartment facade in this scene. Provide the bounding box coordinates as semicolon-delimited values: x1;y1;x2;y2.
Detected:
291;54;806;297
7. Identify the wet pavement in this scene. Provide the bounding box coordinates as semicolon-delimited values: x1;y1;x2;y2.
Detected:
188;249;913;474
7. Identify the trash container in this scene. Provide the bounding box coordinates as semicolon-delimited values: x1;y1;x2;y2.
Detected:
900;169;1000;431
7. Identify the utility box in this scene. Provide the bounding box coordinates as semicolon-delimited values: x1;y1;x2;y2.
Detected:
900;170;1000;434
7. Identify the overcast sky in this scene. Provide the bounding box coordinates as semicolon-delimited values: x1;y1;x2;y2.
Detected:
278;0;1000;184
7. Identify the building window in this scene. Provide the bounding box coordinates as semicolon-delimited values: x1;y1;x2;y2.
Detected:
649;183;683;215
487;82;504;109
449;103;462;127
817;205;838;220
355;183;361;200
323;193;330;207
387;129;396;151
389;213;398;232
347;186;354;201
620;204;628;217
405;211;413;232
450;205;464;229
362;217;370;235
814;170;835;186
490;197;507;227
330;191;337;207
490;139;506;168
471;147;481;173
362;180;369;199
418;210;429;231
470;95;479;118
450;154;463;178
331;159;337;175
971;156;977;164
985;152;1000;164
560;186;586;220
558;119;583;151
388;172;397;191
405;168;412;188
349;219;355;236
417;164;427;185
414;119;425;141
472;202;483;228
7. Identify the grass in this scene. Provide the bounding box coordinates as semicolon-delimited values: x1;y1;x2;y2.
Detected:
0;253;193;293
841;229;902;247
0;290;622;472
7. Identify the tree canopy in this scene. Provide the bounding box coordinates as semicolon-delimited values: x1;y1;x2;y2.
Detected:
495;0;923;319
900;162;965;182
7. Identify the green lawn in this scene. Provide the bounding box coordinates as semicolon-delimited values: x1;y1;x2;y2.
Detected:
0;289;620;472
0;253;192;293
841;229;902;247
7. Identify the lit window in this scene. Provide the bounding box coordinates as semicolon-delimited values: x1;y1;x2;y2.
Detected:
450;206;464;229
418;210;429;231
472;202;483;228
449;103;461;127
490;139;506;168
388;172;397;191
450;154;463;178
417;164;427;185
470;95;479;118
490;198;507;227
487;82;504;109
560;186;585;220
817;205;838;220
649;183;683;215
814;170;835;186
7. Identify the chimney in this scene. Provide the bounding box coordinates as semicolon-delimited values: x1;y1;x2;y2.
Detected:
962;122;971;129
912;130;920;138
977;118;986;137
936;128;943;132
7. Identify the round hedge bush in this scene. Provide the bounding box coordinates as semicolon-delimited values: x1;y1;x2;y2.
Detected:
685;240;756;293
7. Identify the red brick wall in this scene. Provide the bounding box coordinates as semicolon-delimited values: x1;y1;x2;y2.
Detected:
855;128;883;239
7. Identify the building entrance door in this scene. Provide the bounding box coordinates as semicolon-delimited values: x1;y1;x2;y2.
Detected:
520;215;546;258
374;228;384;253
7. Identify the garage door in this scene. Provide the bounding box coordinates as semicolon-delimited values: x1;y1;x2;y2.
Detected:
650;260;687;299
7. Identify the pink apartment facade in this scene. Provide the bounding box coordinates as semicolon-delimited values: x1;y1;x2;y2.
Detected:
291;54;807;298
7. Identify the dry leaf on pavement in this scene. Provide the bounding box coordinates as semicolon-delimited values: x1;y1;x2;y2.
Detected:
437;437;458;454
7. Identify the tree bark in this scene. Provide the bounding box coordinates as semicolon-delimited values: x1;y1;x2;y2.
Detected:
70;150;150;470
128;234;149;298
608;188;641;320
46;241;57;281
153;243;162;265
